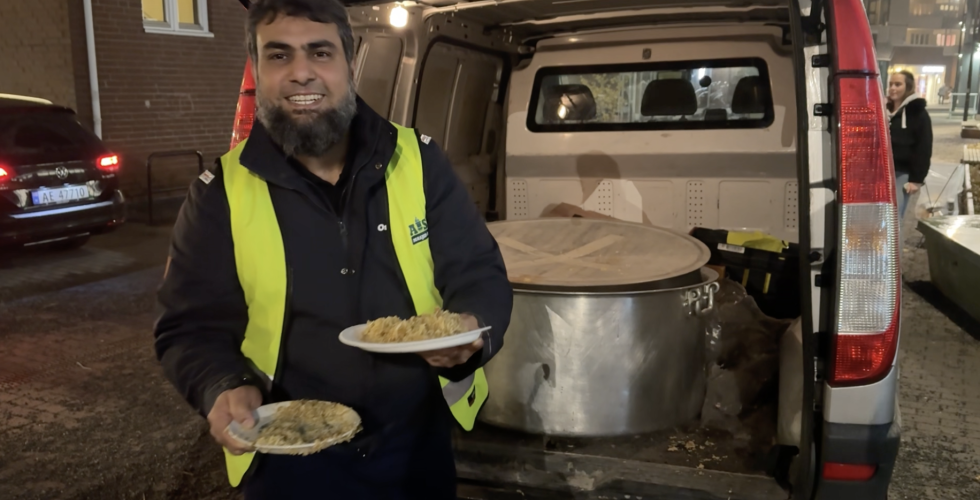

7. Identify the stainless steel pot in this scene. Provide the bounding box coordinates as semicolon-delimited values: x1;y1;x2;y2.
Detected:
479;268;719;437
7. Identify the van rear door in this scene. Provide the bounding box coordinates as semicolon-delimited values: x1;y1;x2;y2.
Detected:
799;1;903;499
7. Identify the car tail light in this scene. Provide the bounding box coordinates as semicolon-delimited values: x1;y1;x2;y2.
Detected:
0;166;10;183
828;0;901;386
823;462;877;481
230;58;257;150
98;154;120;172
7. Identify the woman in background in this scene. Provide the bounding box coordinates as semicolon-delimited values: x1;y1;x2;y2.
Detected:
886;70;933;220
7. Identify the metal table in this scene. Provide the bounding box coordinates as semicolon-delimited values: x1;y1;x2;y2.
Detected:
917;216;980;323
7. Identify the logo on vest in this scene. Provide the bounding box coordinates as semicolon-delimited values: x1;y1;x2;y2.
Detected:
408;217;429;245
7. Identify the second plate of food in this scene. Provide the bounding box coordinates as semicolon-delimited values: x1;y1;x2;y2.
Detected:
226;400;362;456
339;310;491;354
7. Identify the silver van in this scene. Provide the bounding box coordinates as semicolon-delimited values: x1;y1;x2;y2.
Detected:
232;1;901;498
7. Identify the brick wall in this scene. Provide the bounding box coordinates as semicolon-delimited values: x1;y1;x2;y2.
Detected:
0;0;79;109
90;0;247;196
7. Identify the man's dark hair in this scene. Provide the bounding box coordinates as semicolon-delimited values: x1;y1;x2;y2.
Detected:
246;0;355;65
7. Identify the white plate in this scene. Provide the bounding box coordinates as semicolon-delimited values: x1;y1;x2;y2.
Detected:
226;401;361;455
338;323;491;354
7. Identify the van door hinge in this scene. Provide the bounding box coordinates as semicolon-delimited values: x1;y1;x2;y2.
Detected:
813;104;832;117
814;273;831;288
811;54;831;68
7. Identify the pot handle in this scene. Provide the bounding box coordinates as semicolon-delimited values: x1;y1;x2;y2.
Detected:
700;282;721;314
686;282;721;316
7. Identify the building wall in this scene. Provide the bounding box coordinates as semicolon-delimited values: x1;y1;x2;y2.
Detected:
0;0;79;109
89;0;248;195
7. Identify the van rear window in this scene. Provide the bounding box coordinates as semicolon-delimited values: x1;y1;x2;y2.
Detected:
528;58;773;132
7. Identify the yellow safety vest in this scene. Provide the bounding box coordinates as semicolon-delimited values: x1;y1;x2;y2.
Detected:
219;123;488;486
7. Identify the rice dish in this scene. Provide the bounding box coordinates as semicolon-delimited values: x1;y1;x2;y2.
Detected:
360;310;466;343
253;400;361;455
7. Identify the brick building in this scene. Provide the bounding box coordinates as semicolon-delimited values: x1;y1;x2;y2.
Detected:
0;0;249;200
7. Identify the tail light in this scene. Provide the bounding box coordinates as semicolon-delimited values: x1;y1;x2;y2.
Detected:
0;166;10;182
230;58;257;150
98;154;120;172
828;0;901;386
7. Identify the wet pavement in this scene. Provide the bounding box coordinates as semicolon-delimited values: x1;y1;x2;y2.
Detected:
887;111;980;500
2;113;980;499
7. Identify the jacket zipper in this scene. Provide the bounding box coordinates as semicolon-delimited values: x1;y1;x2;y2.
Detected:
338;170;360;253
338;220;348;250
274;264;294;385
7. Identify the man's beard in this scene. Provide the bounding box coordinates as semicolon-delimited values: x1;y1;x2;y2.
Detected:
256;81;358;158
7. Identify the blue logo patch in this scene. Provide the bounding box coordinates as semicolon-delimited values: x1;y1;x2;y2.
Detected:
408;217;429;245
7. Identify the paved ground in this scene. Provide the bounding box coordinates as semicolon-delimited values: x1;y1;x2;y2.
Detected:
887;111;980;499
0;223;172;304
1;112;978;498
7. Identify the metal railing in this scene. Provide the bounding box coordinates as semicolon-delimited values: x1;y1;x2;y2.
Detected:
948;93;979;117
145;150;204;226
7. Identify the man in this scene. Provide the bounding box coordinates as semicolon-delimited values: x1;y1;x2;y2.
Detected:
153;0;512;498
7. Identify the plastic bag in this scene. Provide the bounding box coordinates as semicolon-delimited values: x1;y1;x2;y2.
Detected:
700;279;793;432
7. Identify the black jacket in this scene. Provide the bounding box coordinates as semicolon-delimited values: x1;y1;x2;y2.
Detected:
153;98;512;446
888;95;932;184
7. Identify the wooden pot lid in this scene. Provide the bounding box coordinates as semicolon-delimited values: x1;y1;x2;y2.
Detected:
487;218;711;289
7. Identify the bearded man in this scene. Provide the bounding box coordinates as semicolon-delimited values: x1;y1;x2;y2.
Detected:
152;0;512;498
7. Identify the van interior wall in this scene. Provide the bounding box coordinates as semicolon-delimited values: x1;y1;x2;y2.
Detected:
505;25;799;243
349;7;517;220
414;42;505;216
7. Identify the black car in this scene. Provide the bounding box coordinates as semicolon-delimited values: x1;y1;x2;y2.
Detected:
0;95;125;249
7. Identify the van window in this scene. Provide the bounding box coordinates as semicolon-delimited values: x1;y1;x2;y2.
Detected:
528;58;773;132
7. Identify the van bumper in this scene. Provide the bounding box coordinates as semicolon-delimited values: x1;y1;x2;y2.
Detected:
813;420;901;500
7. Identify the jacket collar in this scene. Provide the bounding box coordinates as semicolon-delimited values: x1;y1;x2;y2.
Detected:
888;94;921;119
238;96;398;190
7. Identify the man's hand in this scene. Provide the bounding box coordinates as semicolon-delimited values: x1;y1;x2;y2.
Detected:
419;313;483;368
207;385;262;455
905;182;921;195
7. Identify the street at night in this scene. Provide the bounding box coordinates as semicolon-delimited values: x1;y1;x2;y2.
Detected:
4;1;980;499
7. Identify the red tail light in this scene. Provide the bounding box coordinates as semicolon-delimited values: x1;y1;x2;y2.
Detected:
98;154;120;172
828;0;901;386
0;166;10;182
230;58;257;150
829;0;877;73
823;463;877;481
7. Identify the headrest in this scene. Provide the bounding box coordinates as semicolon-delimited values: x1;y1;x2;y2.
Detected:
541;84;597;121
704;108;728;121
641;79;698;116
732;76;770;114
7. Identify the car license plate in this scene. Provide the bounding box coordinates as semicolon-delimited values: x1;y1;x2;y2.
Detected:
31;185;91;206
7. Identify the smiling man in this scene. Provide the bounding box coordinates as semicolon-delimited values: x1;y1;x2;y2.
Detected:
152;0;512;498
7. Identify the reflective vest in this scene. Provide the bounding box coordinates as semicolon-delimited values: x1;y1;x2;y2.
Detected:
220;123;488;486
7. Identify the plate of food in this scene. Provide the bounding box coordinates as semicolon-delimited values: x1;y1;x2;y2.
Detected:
226;400;362;456
338;310;491;354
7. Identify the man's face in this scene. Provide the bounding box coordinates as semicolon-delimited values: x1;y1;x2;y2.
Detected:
253;14;357;157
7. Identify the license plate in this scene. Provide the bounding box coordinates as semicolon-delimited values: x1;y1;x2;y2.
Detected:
31;185;91;206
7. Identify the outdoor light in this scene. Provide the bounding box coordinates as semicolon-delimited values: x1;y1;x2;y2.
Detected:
390;5;408;27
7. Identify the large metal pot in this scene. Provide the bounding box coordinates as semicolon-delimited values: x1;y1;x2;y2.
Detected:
479;268;719;437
